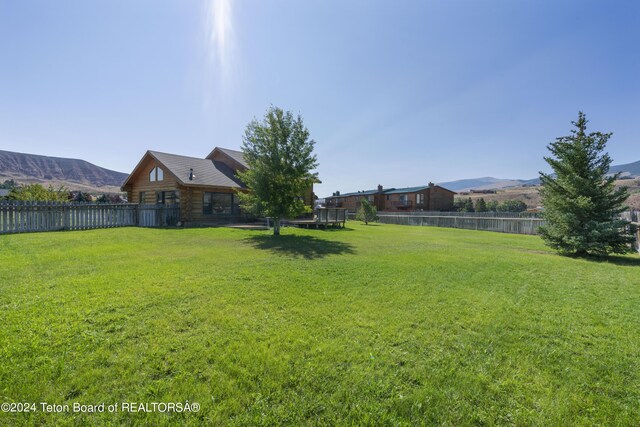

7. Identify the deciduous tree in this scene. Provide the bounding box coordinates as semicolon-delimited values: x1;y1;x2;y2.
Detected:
7;184;68;202
237;107;319;236
355;198;378;225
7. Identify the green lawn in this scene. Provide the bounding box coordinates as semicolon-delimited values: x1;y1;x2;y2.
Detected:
1;224;639;426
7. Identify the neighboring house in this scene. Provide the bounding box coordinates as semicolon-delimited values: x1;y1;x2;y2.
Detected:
121;147;314;224
325;183;455;212
0;189;10;198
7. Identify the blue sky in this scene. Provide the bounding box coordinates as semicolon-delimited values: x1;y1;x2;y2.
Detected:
1;0;638;196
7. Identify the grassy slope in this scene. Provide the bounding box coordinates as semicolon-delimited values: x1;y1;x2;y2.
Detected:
457;179;640;210
0;224;639;426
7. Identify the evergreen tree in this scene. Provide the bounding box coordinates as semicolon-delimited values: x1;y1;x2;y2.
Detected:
475;198;487;212
355;198;378;225
0;179;17;189
452;199;466;212
71;191;93;203
463;197;475;212
237;106;319;236
538;112;635;256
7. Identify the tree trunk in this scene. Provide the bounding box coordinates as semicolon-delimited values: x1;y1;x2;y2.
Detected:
273;218;281;236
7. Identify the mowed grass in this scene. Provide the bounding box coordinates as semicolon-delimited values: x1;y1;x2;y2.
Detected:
1;224;639;426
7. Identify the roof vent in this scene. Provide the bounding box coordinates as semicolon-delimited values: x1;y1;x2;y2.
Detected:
189;168;195;181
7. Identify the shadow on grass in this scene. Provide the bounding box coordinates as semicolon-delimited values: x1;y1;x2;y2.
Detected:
245;234;356;259
316;226;355;232
565;253;640;267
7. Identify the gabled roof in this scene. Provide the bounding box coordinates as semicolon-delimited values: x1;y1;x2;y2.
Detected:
205;147;248;169
150;151;244;188
121;150;244;190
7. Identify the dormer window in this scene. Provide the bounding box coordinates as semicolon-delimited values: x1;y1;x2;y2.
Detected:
149;167;164;182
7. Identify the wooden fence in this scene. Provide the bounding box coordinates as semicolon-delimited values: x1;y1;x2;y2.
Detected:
349;210;640;241
0;202;180;234
371;213;546;235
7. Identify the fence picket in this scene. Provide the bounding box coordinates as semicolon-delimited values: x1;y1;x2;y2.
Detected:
0;202;179;235
355;210;639;238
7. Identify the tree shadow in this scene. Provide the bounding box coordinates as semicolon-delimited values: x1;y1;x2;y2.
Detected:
245;234;356;260
316;226;355;232
565;253;640;267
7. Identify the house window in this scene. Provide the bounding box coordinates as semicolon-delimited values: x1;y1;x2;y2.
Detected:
367;195;374;202
203;192;237;215
149;167;164;182
139;191;146;204
155;190;179;205
416;193;424;204
170;190;180;206
400;194;408;204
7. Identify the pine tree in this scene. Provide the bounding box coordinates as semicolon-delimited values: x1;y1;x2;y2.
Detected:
463;197;475;212
538;112;636;256
475;198;487;212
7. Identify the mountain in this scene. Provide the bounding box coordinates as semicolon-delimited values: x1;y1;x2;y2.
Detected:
438;160;639;192
0;150;128;192
437;177;529;192
608;160;640;177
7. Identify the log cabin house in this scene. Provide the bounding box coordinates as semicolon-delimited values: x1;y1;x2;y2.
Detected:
121;147;314;224
325;183;455;212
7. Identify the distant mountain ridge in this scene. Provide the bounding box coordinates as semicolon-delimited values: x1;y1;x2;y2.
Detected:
0;150;128;192
438;159;640;192
609;160;640;177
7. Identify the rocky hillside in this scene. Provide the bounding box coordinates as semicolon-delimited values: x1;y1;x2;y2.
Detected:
0;150;128;192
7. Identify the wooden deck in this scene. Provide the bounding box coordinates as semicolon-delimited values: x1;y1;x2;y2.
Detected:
288;218;345;229
289;208;347;229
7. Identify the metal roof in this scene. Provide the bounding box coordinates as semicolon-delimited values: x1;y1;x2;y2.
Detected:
382;186;431;194
149;151;244;188
327;184;455;198
334;189;380;197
